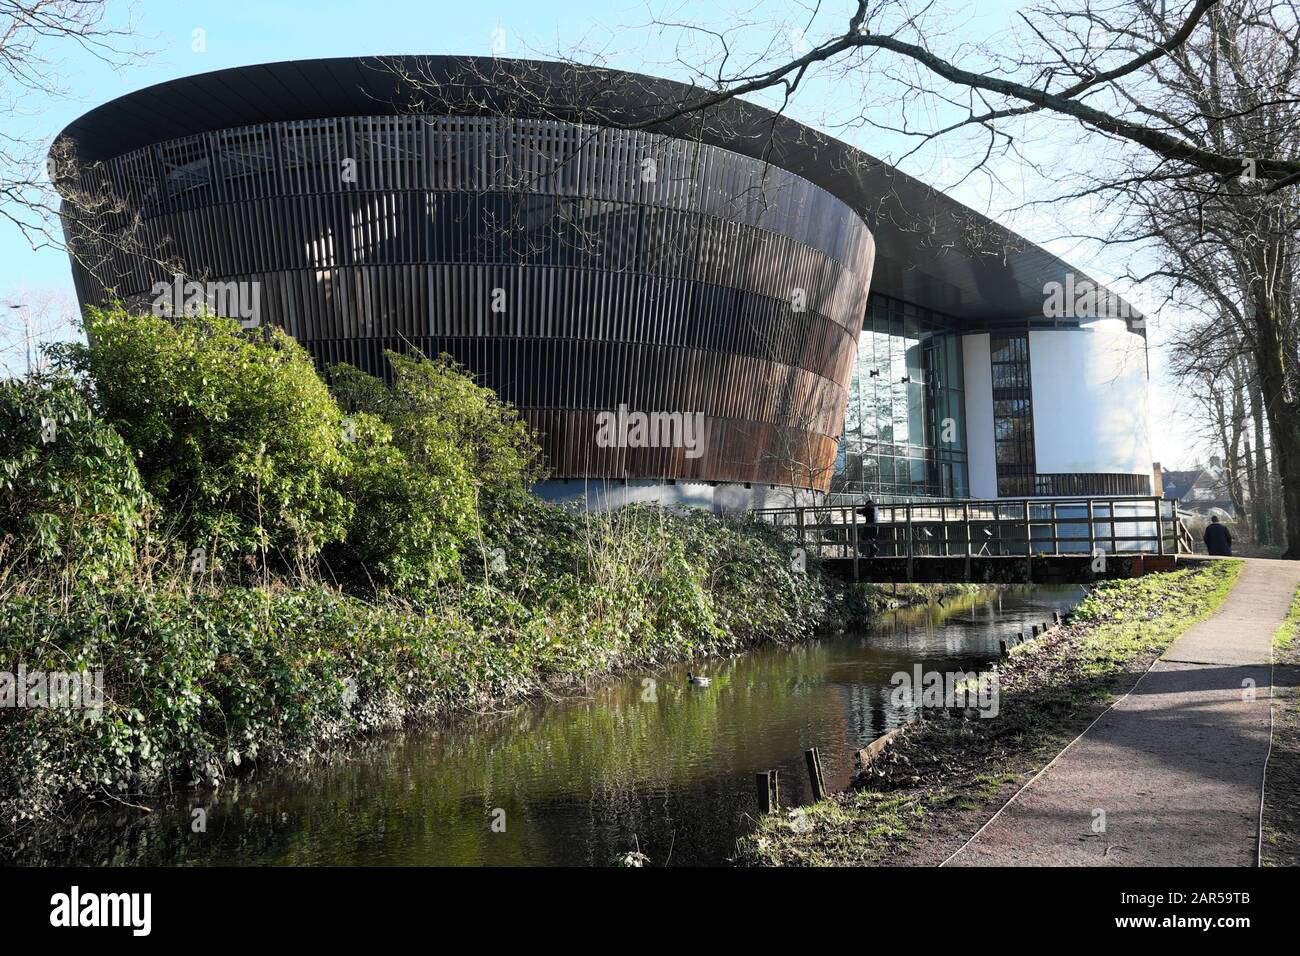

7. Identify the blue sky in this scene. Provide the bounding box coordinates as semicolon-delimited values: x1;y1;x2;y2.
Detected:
0;0;1200;465
3;0;639;290
1;0;1056;292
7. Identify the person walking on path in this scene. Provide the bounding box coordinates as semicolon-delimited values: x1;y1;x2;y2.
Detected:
1204;515;1233;556
856;494;879;558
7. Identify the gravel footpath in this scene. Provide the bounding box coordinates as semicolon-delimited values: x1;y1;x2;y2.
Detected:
947;558;1300;867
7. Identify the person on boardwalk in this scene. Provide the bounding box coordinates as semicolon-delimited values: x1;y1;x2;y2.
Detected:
1203;514;1233;556
857;494;879;557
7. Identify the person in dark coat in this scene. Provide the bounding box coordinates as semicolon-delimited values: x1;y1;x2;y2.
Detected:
1203;515;1233;556
856;495;879;557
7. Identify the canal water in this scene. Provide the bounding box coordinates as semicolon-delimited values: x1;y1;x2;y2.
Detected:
17;586;1081;867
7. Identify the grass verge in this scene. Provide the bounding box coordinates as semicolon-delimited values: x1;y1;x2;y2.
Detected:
1262;583;1300;866
735;560;1243;866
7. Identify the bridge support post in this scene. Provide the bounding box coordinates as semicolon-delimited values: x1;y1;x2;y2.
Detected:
963;503;971;581
851;505;860;582
906;505;914;583
1023;499;1032;583
1155;497;1165;556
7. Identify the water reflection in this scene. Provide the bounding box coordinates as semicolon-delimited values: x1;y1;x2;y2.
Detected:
9;586;1080;867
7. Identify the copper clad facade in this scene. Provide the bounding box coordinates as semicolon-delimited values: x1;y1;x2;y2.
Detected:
63;112;875;491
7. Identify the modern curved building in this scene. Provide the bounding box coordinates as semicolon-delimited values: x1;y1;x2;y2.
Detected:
52;56;1154;508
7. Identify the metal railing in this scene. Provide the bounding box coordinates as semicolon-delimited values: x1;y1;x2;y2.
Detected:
754;496;1191;574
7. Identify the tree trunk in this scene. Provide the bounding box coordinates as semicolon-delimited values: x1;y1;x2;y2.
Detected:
1249;374;1274;545
1242;431;1257;543
1253;301;1300;558
1213;384;1248;536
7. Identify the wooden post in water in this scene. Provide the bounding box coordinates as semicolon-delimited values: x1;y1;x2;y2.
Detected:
756;772;771;813
1054;611;1061;624
804;748;827;801
755;771;776;814
1031;624;1039;638
999;639;1008;657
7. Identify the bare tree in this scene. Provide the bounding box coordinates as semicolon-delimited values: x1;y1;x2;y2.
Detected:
1058;1;1300;553
1;1;146;253
0;287;77;376
586;1;1295;188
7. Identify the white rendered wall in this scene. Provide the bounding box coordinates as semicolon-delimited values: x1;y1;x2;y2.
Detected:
534;478;821;512
961;333;998;498
1028;322;1152;477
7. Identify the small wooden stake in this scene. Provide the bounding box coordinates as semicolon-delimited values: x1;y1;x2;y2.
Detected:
1054;611;1061;624
754;769;780;813
805;748;827;801
999;639;1008;657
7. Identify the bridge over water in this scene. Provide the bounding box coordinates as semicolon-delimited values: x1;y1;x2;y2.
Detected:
754;496;1198;584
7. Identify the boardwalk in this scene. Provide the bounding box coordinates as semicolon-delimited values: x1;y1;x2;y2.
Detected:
947;558;1300;866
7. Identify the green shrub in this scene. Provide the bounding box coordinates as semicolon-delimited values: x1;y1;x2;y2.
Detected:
330;350;541;513
2;311;838;832
59;307;351;566
0;374;148;584
323;411;474;590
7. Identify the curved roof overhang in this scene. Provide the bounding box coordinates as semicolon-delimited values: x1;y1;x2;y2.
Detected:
55;55;1140;324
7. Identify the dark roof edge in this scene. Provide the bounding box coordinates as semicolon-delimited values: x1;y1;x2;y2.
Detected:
54;55;1143;324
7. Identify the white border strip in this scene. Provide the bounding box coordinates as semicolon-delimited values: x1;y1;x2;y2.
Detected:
1258;646;1276;867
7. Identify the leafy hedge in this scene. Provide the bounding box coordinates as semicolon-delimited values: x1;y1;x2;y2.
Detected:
1;307;838;828
0;506;831;826
59;307;352;564
0;374;149;585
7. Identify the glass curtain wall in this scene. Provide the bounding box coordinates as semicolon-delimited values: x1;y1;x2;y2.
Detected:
833;294;968;501
990;333;1036;497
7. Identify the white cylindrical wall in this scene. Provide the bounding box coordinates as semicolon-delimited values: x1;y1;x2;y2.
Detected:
961;333;998;498
1028;321;1152;478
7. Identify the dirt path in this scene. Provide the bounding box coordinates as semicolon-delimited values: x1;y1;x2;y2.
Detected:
947;558;1300;867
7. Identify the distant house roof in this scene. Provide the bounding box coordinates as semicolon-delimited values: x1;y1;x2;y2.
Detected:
1160;470;1202;499
1163;466;1235;515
